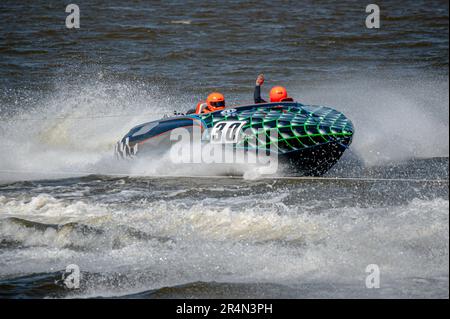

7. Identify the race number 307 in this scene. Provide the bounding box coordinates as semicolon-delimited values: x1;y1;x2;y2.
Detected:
211;121;246;144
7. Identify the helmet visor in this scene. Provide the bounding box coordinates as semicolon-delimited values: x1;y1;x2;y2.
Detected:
209;101;225;107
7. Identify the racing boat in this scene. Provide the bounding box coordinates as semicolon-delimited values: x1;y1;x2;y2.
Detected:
115;102;354;176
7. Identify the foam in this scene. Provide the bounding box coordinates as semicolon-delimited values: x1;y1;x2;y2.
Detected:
0;193;447;296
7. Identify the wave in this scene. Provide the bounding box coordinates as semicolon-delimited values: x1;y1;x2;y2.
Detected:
0;193;447;297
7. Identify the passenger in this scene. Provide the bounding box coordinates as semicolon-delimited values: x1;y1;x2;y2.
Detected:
254;74;294;103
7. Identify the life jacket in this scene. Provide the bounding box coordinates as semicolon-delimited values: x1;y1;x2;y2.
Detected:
195;101;225;114
195;101;208;114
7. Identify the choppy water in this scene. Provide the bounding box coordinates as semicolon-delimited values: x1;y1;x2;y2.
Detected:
0;0;449;298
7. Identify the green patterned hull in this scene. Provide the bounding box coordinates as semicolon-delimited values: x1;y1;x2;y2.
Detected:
198;102;353;175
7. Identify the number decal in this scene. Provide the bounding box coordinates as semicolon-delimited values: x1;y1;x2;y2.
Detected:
211;121;246;144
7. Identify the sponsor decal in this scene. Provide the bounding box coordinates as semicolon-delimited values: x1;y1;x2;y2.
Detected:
220;108;237;117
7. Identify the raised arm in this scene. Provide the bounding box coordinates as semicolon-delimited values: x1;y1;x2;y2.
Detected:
254;74;267;104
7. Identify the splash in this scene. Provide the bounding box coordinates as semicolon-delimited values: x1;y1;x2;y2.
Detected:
0;73;448;182
291;74;449;165
0;77;180;181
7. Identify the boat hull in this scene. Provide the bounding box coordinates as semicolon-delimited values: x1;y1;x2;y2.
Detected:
115;102;354;176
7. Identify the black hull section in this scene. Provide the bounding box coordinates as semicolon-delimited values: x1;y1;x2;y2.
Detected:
279;141;349;176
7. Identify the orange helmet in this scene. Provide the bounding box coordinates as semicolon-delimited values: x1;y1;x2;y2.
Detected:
206;92;225;111
269;86;289;102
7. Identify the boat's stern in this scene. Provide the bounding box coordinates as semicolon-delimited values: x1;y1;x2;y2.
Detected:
115;116;203;159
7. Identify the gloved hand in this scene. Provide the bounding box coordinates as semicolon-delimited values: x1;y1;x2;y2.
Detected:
256;74;264;86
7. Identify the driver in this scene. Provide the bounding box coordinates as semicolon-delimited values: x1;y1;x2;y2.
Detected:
195;92;226;114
